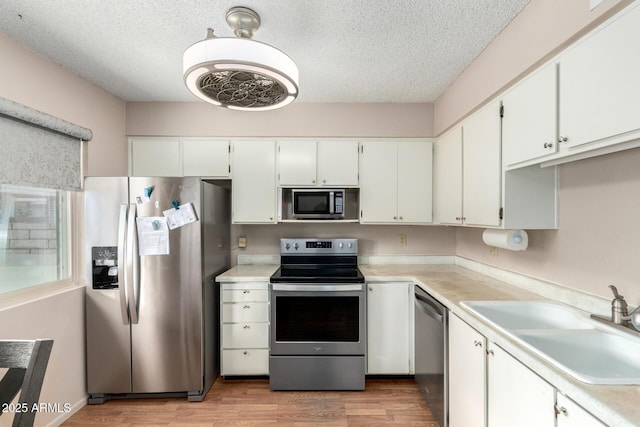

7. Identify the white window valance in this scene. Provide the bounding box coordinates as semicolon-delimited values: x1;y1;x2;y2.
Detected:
0;96;92;192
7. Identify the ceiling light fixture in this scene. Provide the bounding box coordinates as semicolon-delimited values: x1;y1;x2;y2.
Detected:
183;6;299;111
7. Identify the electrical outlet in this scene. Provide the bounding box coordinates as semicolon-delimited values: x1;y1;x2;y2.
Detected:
399;234;407;246
488;246;498;256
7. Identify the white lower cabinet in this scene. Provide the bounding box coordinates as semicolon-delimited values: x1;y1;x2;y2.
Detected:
220;282;269;376
556;393;606;427
449;314;602;427
487;342;555;427
448;313;486;427
366;282;413;374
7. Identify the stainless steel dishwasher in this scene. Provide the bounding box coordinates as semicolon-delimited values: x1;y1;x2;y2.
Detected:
414;285;448;427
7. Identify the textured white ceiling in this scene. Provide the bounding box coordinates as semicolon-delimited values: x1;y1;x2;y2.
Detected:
0;0;531;103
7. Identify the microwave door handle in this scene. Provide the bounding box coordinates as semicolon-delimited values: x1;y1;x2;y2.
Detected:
329;191;335;214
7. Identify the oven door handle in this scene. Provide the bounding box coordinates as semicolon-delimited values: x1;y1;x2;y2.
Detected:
271;283;363;292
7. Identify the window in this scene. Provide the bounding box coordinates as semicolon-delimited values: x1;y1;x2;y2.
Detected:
0;184;71;294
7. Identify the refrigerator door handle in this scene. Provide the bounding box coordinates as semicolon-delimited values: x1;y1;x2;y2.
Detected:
126;202;140;324
117;203;129;324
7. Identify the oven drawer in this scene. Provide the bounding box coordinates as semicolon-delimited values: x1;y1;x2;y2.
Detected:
222;323;269;348
222;302;269;323
222;289;269;303
222;349;269;375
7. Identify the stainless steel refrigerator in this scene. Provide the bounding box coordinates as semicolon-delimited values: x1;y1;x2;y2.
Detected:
84;177;230;403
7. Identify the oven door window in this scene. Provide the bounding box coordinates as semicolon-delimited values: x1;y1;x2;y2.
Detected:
275;295;360;342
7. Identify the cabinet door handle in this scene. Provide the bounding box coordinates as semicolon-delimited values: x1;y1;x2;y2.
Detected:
558;136;569;143
554;404;567;416
543;142;553;148
393;216;397;220
486;349;494;356
312;180;316;184
474;340;483;348
399;216;403;220
368;287;373;291
322;179;326;184
243;351;249;356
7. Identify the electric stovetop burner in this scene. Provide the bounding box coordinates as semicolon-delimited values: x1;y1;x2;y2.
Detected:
269;238;364;284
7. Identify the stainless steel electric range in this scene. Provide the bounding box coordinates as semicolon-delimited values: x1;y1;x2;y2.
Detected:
269;238;366;391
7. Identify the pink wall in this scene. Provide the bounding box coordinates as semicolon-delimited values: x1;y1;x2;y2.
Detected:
456;148;640;304
0;33;127;176
434;0;632;135
126;102;434;137
230;223;456;265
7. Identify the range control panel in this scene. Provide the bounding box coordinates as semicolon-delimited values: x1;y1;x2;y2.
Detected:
280;238;358;255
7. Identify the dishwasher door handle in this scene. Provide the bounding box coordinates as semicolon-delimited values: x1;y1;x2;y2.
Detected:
415;293;445;323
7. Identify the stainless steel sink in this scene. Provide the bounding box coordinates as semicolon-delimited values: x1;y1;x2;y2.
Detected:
460;300;640;385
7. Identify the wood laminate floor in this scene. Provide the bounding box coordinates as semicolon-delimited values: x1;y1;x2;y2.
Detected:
64;377;439;426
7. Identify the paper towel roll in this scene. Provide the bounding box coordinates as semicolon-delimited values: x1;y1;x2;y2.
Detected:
482;229;528;251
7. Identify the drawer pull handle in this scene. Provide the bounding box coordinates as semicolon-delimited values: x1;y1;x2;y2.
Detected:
243;325;250;329
243;290;250;294
243;351;249;356
474;340;482;348
243;305;251;309
487;349;494;356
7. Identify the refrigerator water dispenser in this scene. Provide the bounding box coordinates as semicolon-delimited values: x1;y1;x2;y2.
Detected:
91;246;118;289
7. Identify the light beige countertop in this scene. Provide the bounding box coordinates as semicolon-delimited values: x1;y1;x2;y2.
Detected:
216;262;640;426
216;264;279;282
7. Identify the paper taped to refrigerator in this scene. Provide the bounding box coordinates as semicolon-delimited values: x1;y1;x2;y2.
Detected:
163;203;198;230
136;217;170;256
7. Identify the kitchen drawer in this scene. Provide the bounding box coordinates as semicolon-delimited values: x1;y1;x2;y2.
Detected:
222;302;269;323
222;349;269;375
222;323;269;348
222;289;269;303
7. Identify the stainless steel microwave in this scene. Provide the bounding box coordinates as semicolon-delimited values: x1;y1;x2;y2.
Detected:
291;189;345;219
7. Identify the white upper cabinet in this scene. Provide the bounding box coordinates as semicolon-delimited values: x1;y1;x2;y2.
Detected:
398;141;433;223
360;140;433;224
231;140;277;224
277;140;359;187
182;139;230;177
436;101;502;228
277;140;317;186
130;138;181;177
502;62;558;166
359;141;398;223
130;138;230;177
462;100;502;227
559;3;640;150
434;126;463;225
317;140;359;186
434;101;557;229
